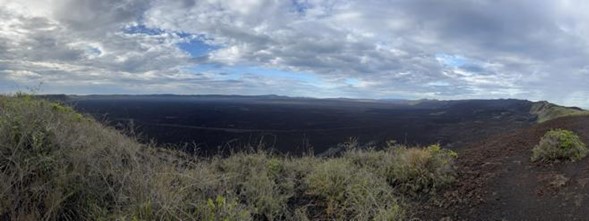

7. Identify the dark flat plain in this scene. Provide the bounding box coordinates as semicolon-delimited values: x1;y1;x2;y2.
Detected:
60;95;537;155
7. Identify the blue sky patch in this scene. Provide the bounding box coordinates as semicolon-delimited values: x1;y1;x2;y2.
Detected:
436;53;489;74
436;53;470;68
123;24;219;58
177;39;219;58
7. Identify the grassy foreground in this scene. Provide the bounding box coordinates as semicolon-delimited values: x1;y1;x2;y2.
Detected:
0;95;457;220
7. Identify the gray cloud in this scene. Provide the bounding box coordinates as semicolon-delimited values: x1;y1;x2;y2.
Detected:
1;0;589;107
52;0;152;32
143;0;589;106
0;0;196;92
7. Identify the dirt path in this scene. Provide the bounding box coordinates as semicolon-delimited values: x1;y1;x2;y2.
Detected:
420;116;589;220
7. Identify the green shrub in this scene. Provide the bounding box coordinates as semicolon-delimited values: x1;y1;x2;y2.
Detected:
306;158;403;220
531;129;588;162
193;195;250;221
344;147;394;173
344;143;457;195
387;144;457;194
214;152;295;220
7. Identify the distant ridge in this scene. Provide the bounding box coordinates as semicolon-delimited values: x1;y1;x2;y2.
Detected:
530;101;589;123
36;94;587;123
37;94;530;103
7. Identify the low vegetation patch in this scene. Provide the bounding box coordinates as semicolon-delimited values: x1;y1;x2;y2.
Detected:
530;101;589;123
388;144;458;194
531;129;588;162
345;142;457;195
0;95;458;220
305;158;403;220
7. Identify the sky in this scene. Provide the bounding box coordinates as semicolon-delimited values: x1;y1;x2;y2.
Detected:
1;0;588;107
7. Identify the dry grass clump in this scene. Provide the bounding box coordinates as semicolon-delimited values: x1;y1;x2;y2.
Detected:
388;144;457;194
211;152;296;220
305;158;403;220
0;95;458;220
531;129;588;162
344;142;457;195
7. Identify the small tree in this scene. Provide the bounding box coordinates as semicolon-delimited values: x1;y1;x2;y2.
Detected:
531;129;588;162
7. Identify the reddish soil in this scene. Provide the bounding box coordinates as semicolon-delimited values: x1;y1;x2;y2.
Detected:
419;116;589;220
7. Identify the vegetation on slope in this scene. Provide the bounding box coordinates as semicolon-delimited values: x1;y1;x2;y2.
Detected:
0;95;457;220
530;101;589;123
531;129;588;162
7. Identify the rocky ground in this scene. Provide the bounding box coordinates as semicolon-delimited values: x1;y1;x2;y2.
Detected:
420;116;589;220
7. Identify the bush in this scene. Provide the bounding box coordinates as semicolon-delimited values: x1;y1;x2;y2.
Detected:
214;152;295;220
195;195;251;221
388;144;457;194
531;129;588;162
305;158;403;220
344;143;457;195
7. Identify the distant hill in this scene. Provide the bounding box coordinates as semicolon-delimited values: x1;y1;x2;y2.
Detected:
530;101;589;123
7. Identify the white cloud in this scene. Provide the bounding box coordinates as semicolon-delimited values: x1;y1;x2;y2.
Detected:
0;0;588;107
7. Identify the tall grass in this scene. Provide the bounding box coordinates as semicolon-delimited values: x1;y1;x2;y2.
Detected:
0;95;457;220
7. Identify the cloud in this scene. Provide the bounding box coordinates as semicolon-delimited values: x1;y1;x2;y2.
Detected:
0;0;198;92
1;0;589;107
52;0;151;32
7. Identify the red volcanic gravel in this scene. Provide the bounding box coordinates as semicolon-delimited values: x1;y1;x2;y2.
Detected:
418;116;589;220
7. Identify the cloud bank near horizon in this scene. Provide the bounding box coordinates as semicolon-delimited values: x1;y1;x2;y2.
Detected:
1;0;588;107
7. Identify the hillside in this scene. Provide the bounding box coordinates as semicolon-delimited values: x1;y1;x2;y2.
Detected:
0;95;457;220
420;115;589;220
530;101;589;123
